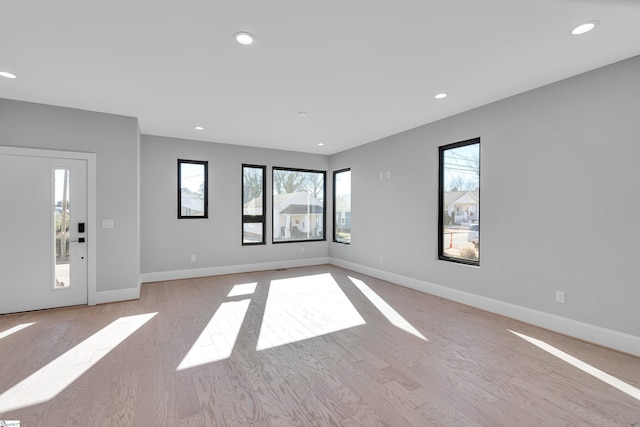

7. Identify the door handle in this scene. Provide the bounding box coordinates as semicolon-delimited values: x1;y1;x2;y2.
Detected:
70;238;86;243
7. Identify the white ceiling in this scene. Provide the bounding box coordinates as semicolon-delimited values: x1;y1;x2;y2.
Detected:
1;0;639;154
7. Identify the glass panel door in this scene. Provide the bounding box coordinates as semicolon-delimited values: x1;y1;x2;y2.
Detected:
0;151;88;314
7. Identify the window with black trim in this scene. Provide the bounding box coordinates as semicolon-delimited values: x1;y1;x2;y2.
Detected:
438;138;480;265
272;167;325;243
242;164;266;245
333;168;351;244
178;159;208;219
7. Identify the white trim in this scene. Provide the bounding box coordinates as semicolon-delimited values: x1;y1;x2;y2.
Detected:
87;152;97;305
0;146;98;307
94;288;140;305
330;258;640;357
140;257;331;284
49;166;57;291
136;123;142;303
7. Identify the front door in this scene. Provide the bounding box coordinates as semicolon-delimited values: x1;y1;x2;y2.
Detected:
0;153;88;314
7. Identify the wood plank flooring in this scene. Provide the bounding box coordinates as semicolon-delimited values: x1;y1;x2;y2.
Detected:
0;265;638;426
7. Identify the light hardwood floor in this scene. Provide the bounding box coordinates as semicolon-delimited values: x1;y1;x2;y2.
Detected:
0;265;638;426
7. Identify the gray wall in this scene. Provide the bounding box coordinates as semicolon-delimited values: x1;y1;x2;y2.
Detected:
140;135;330;274
330;55;640;336
0;98;140;293
3;56;638;339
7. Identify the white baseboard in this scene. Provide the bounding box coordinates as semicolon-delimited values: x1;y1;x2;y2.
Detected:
330;258;640;357
140;257;331;284
94;287;141;305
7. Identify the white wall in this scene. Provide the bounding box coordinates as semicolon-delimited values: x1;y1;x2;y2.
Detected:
140;135;330;279
0;98;140;298
330;55;640;340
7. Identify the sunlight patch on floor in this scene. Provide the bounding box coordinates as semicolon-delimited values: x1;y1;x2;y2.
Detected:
348;276;427;341
509;330;640;401
0;323;35;341
0;313;156;413
177;299;251;370
256;273;365;351
228;282;257;297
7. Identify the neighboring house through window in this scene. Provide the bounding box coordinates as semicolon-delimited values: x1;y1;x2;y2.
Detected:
272;167;325;243
333;168;351;244
438;138;480;265
242;164;266;245
178;159;208;219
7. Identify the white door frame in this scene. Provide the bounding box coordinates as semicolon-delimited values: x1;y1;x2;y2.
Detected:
0;145;97;306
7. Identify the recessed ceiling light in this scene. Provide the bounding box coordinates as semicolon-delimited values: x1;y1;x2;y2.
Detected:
0;71;17;79
234;32;255;45
194;126;205;131
297;112;308;117
317;143;325;146
435;93;448;99
571;21;598;35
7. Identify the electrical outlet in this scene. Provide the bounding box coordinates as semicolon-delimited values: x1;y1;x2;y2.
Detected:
379;255;383;263
300;247;305;253
191;254;197;262
555;291;565;304
379;172;383;180
386;170;391;179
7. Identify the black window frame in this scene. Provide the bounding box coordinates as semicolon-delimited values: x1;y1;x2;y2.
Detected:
242;164;267;245
272;167;326;244
178;159;208;219
333;168;351;245
438;138;480;266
